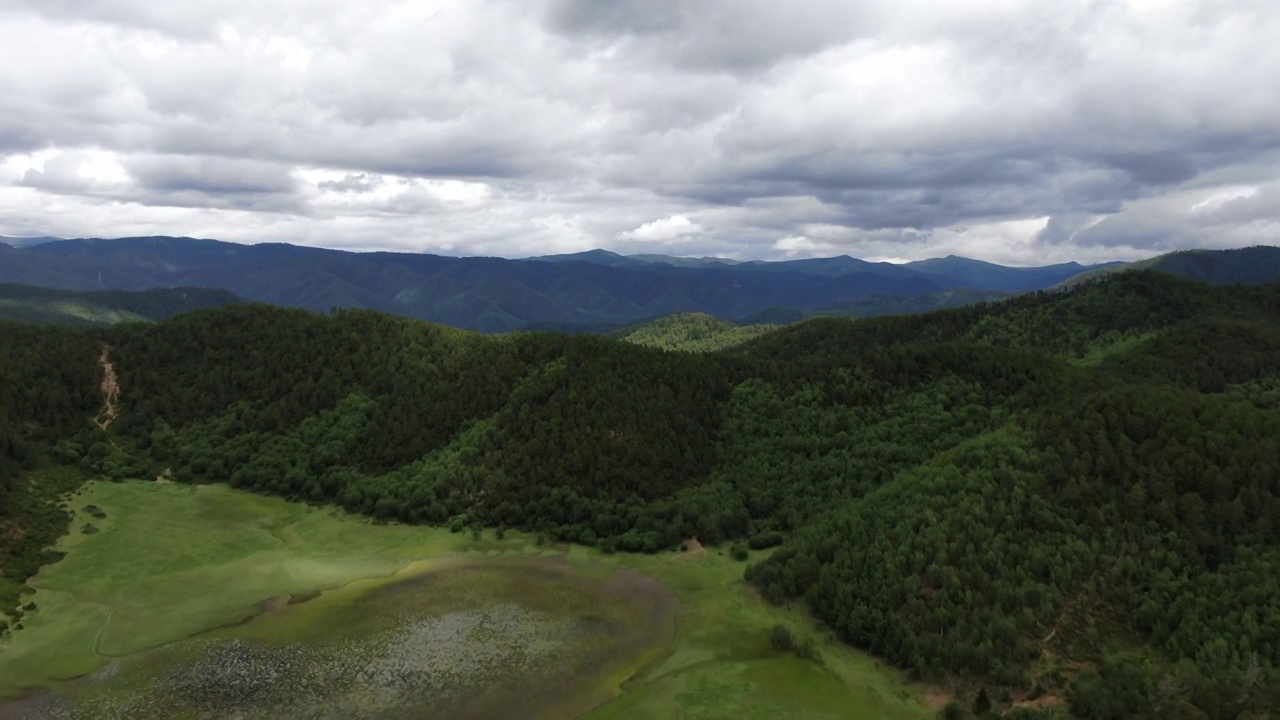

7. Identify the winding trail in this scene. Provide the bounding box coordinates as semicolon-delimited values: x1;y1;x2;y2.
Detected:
93;345;120;431
91;609;114;657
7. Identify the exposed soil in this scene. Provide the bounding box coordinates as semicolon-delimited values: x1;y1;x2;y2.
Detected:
93;346;119;431
676;537;705;561
923;689;954;711
1013;693;1067;711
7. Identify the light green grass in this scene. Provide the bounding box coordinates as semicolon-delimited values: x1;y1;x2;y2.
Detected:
0;481;934;719
584;550;935;720
1071;330;1162;366
0;481;462;696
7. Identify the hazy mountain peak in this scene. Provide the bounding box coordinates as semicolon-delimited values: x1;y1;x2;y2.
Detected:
3;236;1274;332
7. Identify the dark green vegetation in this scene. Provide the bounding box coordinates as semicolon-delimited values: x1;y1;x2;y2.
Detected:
0;284;242;326
0;325;98;616
617;291;1011;353
812;288;1011;319
739;288;1012;327
5;269;1280;718
0;236;1109;331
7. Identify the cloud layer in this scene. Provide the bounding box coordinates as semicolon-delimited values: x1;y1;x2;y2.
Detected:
1;0;1277;263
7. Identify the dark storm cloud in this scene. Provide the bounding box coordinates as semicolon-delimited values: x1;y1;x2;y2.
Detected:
0;0;1277;263
658;149;1136;233
127;155;297;196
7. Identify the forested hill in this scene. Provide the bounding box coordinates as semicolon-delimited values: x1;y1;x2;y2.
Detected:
0;236;1111;332
0;284;243;326
4;271;1280;718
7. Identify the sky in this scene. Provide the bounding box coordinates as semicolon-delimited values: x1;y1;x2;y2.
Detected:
0;0;1277;265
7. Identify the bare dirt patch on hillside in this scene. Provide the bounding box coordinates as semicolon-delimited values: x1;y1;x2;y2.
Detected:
1013;693;1067;711
93;346;120;431
923;689;954;711
675;537;705;561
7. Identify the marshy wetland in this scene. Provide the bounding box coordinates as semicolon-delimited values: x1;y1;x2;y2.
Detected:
0;480;932;719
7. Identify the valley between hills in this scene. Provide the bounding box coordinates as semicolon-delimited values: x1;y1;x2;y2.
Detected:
2;248;1280;718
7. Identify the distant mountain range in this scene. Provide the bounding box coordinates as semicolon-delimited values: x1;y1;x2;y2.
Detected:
1057;246;1280;288
0;235;62;248
533;248;1104;291
741;287;1014;325
0;236;1123;332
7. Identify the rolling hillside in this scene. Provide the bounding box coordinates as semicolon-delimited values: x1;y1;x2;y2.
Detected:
4;270;1280;718
0;284;243;326
0;236;1112;332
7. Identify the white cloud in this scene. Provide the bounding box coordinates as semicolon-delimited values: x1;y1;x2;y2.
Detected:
620;215;704;244
0;0;1277;262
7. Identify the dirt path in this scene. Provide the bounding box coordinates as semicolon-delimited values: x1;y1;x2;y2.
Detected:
1013;693;1067;711
93;345;120;431
91;608;114;657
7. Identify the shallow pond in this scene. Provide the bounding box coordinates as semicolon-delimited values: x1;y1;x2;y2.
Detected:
1;557;676;720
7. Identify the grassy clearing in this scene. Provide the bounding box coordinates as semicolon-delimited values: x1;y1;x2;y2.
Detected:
0;481;933;719
0;480;459;697
1071;330;1162;366
583;550;934;720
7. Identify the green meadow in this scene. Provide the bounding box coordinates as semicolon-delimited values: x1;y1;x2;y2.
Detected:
0;480;932;719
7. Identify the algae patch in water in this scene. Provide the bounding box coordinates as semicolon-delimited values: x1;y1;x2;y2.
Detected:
9;559;674;720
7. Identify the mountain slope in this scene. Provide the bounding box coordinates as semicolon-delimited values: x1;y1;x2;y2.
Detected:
815;287;1010;319
4;271;1280;719
1;236;1114;332
1059;245;1280;288
5;237;947;331
0;284;244;326
0;236;62;248
905;255;1120;293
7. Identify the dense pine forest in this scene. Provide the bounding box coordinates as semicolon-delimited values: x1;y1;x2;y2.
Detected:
3;270;1280;718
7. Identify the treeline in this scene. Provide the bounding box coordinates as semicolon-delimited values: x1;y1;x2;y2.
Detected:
0;323;99;613
3;271;1280;718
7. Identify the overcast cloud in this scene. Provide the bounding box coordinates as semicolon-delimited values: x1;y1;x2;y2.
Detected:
0;0;1277;264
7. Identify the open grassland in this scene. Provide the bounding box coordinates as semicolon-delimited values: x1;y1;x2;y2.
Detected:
0;480;462;696
582;549;934;720
0;480;932;719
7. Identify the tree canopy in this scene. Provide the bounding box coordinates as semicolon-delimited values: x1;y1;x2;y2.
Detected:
3;270;1280;717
